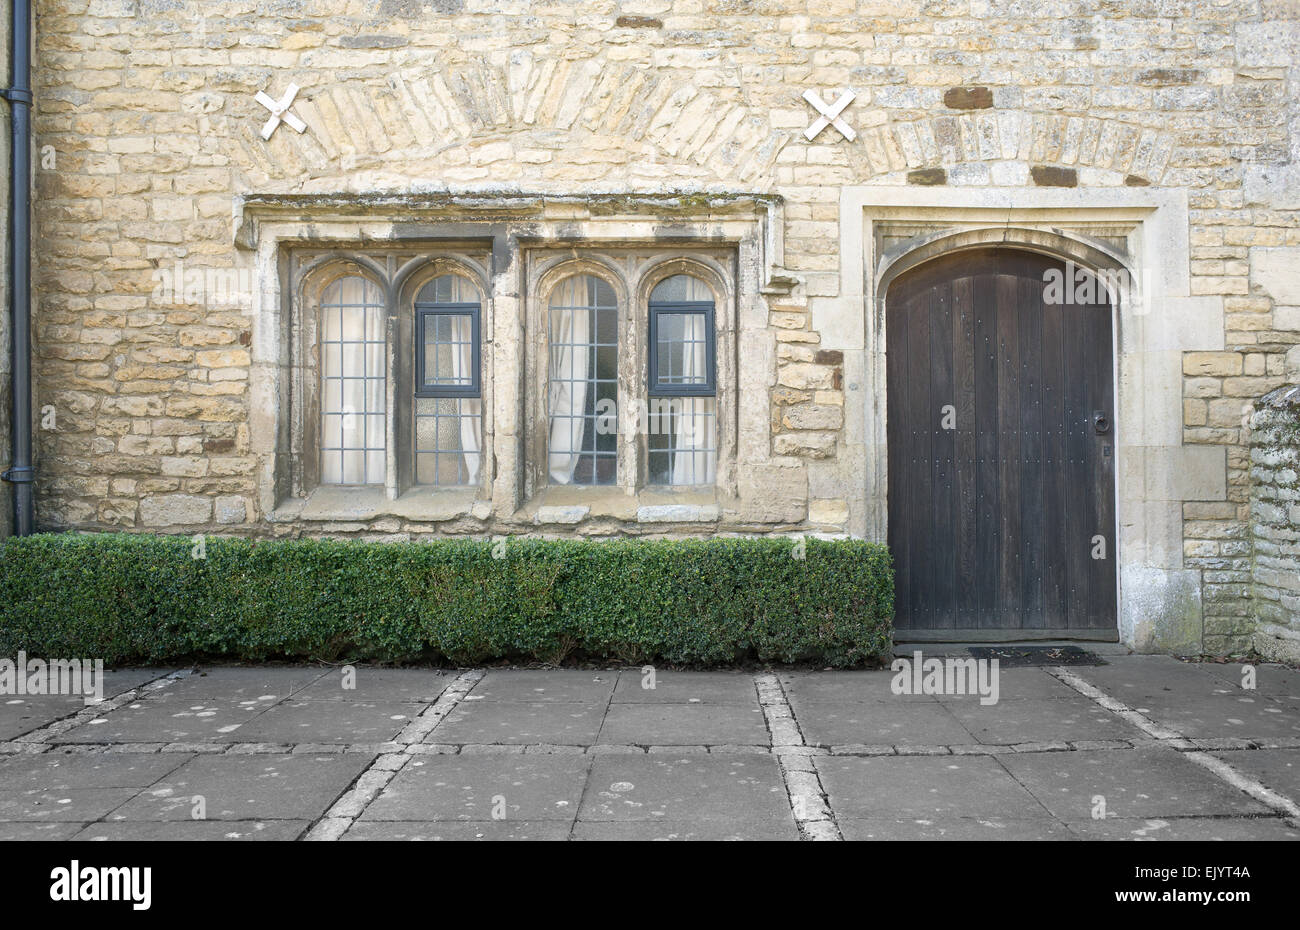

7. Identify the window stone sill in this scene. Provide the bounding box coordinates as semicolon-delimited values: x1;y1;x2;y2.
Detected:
525;487;719;526
636;504;721;523
279;486;486;524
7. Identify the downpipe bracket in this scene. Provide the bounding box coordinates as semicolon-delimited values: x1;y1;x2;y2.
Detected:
0;87;31;105
2;466;33;483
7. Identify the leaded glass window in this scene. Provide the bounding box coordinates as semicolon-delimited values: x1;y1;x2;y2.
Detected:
647;274;716;485
320;275;386;485
547;275;618;485
414;274;483;486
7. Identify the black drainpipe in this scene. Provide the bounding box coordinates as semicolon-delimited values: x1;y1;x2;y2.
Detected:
2;0;32;535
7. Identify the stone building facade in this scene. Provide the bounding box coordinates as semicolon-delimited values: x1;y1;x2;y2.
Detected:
3;0;1299;656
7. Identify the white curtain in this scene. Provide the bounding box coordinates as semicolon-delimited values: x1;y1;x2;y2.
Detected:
547;276;590;484
448;313;482;484
321;275;385;485
671;310;716;485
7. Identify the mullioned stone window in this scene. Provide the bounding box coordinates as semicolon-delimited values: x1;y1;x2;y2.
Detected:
287;244;736;521
246;194;776;528
291;250;493;502
523;249;735;506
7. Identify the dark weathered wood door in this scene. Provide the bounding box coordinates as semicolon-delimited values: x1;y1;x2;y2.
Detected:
886;248;1117;637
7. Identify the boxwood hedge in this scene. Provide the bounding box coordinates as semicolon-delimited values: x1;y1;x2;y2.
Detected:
0;533;893;667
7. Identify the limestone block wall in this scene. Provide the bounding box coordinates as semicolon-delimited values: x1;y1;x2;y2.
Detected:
14;0;1300;652
1249;384;1300;663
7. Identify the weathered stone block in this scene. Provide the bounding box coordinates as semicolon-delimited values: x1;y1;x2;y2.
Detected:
534;505;589;525
139;494;213;527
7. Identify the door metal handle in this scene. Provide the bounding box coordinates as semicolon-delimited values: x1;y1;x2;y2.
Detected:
1093;411;1111;435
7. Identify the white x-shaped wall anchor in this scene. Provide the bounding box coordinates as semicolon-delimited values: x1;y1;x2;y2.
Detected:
803;88;857;142
256;84;307;141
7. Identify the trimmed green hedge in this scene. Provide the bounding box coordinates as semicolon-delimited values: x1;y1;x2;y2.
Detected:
0;533;893;667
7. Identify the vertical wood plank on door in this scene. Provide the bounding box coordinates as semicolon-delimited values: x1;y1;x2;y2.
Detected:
907;292;934;628
952;276;978;629
973;270;1000;630
930;279;956;627
1082;293;1118;630
995;271;1021;628
1061;284;1090;630
1040;292;1069;628
1017;272;1046;627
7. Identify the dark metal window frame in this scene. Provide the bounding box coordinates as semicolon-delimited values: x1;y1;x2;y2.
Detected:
415;301;481;398
648;300;716;397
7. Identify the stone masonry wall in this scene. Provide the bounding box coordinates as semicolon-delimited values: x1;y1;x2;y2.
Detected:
16;0;1300;652
1249;383;1300;662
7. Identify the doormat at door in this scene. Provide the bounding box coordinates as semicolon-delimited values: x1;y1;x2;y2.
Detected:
967;646;1107;667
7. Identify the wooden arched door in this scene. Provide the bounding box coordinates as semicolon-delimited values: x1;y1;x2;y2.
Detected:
886;248;1117;637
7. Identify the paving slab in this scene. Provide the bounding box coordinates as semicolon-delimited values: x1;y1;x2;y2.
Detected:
1068;657;1300;739
0;697;90;740
0;671;172;741
53;696;276;744
946;698;1146;745
1212;747;1300;798
838;817;1075;841
221;700;421;744
0;751;188;789
780;670;937;703
999;748;1273;821
105;752;373;822
572;819;798;840
161;667;329;702
74;820;309;841
814;755;1048;820
0;788;141;822
934;668;1085;703
362;754;591;822
1125;693;1300;741
577;753;790;825
291;668;451;703
1070;656;1244;703
1067;816;1300;841
343;820;571;841
611;671;758;704
432;701;604;745
598;704;769;746
781;667;1082;705
1200;663;1300;705
794;701;972;746
465;670;616;704
99;669;173;697
0;821;87;840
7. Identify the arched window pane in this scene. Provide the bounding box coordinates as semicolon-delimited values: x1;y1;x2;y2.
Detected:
320;275;386;485
650;273;712;303
417;273;475;304
548;274;618;485
415;274;483;486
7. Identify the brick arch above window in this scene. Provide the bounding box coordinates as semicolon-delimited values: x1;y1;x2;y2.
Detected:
229;60;780;190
